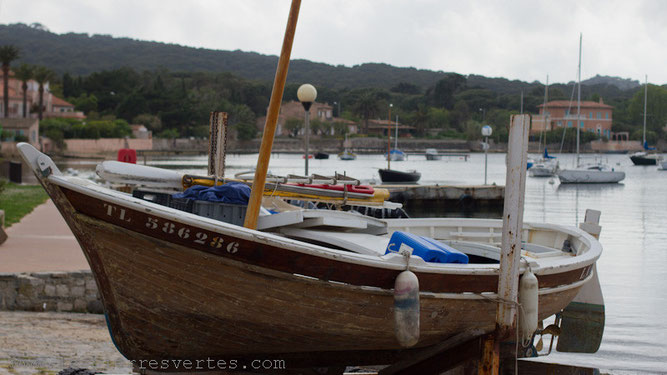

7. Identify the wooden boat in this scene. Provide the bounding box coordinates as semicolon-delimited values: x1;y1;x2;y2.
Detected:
314;152;329;159
378;168;421;183
18;143;602;370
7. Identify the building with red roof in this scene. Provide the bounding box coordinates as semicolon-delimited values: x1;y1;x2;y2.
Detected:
532;98;613;138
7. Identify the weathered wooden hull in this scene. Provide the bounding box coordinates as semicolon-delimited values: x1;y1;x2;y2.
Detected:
43;182;582;364
18;144;599;367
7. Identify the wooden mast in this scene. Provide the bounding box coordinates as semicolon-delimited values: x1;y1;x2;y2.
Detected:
244;0;302;229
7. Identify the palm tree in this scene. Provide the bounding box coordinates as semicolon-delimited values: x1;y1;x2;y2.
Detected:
0;45;21;118
13;64;33;118
33;66;55;120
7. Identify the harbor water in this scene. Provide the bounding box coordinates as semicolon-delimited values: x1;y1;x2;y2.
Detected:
62;152;667;374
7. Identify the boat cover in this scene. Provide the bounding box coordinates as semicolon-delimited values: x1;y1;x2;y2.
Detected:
386;231;469;264
173;182;251;204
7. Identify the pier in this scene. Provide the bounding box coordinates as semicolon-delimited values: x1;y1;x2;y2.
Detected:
383;184;505;213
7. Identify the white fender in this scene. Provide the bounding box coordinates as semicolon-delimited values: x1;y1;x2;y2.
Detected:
394;269;420;347
519;269;538;344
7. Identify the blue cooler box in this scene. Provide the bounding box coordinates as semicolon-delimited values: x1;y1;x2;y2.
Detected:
386;231;469;264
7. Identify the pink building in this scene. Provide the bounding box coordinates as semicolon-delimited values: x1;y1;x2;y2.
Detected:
0;70;85;120
533;98;613;138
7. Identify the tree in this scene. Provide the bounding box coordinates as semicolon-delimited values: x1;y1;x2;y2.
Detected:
354;91;380;134
33;66;55;120
430;73;466;109
132;113;162;132
13;64;33;118
0;45;20;118
284;118;303;138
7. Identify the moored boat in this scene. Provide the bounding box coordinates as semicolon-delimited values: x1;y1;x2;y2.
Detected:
378;168;421;183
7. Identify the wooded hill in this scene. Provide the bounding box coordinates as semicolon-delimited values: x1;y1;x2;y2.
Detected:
0;23;642;94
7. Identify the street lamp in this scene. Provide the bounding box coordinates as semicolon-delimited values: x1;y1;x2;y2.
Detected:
481;125;493;185
297;83;317;176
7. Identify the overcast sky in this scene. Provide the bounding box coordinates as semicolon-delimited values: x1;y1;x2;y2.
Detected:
1;0;666;85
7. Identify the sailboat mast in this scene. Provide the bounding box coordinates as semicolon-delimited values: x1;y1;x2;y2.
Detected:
643;74;647;146
576;33;582;167
387;104;392;170
539;75;549;151
394;115;399;150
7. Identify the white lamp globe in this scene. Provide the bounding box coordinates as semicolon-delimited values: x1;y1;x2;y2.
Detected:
297;84;317;103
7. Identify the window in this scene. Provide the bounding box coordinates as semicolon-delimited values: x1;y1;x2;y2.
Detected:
580;121;584;128
557;121;562;127
597;112;602;119
589;112;593;119
565;109;570;116
605;112;609;119
567;121;572;127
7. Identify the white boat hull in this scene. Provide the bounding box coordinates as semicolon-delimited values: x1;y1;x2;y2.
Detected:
558;169;625;184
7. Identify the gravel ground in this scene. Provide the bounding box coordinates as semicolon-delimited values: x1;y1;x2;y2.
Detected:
0;311;131;375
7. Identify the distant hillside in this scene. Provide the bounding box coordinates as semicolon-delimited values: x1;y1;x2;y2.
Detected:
582;75;641;91
0;23;448;90
0;23;644;96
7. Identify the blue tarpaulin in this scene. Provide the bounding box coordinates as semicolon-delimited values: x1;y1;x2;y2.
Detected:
173;182;250;204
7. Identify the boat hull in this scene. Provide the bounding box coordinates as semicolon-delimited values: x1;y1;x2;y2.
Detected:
630;155;658;165
558;169;625;184
378;168;421;183
39;182;588;367
17;144;599;368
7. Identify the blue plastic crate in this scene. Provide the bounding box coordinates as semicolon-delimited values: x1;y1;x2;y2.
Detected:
386;231;469;264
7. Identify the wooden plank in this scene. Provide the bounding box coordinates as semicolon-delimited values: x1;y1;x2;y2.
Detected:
480;114;529;375
496;113;530;336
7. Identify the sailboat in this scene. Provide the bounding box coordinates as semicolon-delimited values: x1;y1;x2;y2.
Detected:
379;113;420;183
529;75;559;178
558;34;625;184
630;76;662;166
386;116;405;161
338;134;357;160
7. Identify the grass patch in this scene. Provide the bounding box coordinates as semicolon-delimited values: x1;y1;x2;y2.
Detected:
0;181;49;227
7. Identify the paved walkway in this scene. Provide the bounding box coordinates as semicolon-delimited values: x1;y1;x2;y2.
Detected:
0;199;89;273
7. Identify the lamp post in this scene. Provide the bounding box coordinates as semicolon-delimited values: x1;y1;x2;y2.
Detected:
297;83;317;175
482;125;493;185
